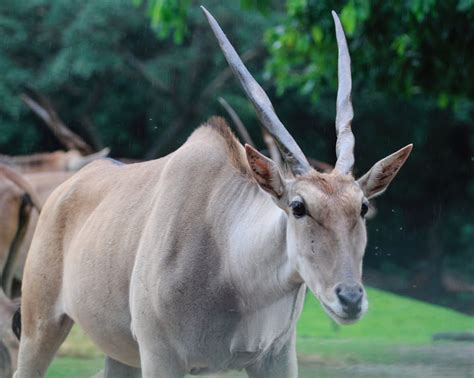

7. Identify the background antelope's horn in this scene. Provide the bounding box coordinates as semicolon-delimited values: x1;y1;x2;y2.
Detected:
202;6;311;175
332;11;355;175
0;164;42;212
218;97;255;146
67;147;110;171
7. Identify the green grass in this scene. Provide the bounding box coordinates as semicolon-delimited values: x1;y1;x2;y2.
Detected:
46;287;474;377
47;357;103;378
298;287;474;344
58;327;103;359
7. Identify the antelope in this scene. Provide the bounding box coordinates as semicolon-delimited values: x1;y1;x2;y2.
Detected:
0;87;109;174
0;91;108;296
0;149;110;174
0;165;42;298
1;171;74;298
13;8;412;378
0;165;42;376
0;168;107;299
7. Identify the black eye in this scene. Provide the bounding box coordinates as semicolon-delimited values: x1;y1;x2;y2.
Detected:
361;202;369;217
290;200;306;218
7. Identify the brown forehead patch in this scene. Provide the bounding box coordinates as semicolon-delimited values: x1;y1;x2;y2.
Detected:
299;171;354;196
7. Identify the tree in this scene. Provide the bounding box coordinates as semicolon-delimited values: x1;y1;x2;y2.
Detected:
0;0;272;158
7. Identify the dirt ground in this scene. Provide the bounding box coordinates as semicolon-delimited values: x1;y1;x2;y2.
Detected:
200;343;474;378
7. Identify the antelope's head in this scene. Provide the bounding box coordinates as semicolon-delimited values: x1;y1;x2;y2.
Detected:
203;8;412;324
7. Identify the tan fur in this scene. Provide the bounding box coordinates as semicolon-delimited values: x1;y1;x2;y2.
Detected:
0;148;109;174
0;165;42;297
12;7;413;375
0;149;108;299
14;120;410;378
11;172;73;284
0;151;79;173
0;168;74;300
301;171;353;196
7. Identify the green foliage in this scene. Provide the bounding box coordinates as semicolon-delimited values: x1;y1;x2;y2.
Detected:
265;0;474;118
134;0;274;43
0;0;271;158
261;0;474;281
132;0;191;43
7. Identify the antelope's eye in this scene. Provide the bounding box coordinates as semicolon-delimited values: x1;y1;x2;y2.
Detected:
290;200;306;218
361;202;369;217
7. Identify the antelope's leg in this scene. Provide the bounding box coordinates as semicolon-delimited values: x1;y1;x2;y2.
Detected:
103;356;141;378
13;230;72;377
136;340;184;378
245;331;298;378
13;314;73;378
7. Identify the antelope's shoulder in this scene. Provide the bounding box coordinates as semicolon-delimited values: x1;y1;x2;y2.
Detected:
183;117;251;178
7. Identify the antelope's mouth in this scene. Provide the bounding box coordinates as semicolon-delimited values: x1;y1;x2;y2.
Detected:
321;301;361;325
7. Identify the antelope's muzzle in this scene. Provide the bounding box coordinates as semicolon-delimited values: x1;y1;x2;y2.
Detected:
335;282;363;317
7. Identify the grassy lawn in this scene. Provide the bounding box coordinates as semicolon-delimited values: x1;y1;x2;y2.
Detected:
46;358;103;378
298;287;473;343
46;287;474;377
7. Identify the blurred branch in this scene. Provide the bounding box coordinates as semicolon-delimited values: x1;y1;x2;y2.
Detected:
218;97;255;146
81;116;104;150
200;47;262;100
79;83;105;151
20;89;94;155
145;47;262;159
125;52;173;96
261;128;282;167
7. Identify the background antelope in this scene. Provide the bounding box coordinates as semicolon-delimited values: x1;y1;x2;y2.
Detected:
13;8;411;377
0;165;42;299
0;164;42;376
0;89;110;298
0;91;111;375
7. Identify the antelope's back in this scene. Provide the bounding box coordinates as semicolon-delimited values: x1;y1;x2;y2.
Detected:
24;121;243;283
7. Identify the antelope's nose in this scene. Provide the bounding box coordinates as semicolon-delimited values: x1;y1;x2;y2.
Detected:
335;283;363;316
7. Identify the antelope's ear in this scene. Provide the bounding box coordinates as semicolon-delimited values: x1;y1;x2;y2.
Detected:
245;144;285;199
357;144;413;199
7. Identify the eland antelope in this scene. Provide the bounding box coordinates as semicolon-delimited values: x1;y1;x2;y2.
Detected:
13;8;412;378
2;171;74;298
0;149;110;174
0;165;42;298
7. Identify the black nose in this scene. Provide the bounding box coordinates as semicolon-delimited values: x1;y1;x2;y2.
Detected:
335;283;363;316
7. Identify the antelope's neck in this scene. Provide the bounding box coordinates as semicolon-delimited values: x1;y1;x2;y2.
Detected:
214;178;301;310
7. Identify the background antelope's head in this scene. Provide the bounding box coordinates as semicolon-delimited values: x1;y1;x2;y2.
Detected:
204;8;412;324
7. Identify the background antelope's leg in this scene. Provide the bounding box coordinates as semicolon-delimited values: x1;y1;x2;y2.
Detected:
14;314;73;378
245;332;297;378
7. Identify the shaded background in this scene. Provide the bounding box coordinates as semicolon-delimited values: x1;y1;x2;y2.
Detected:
0;0;473;315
